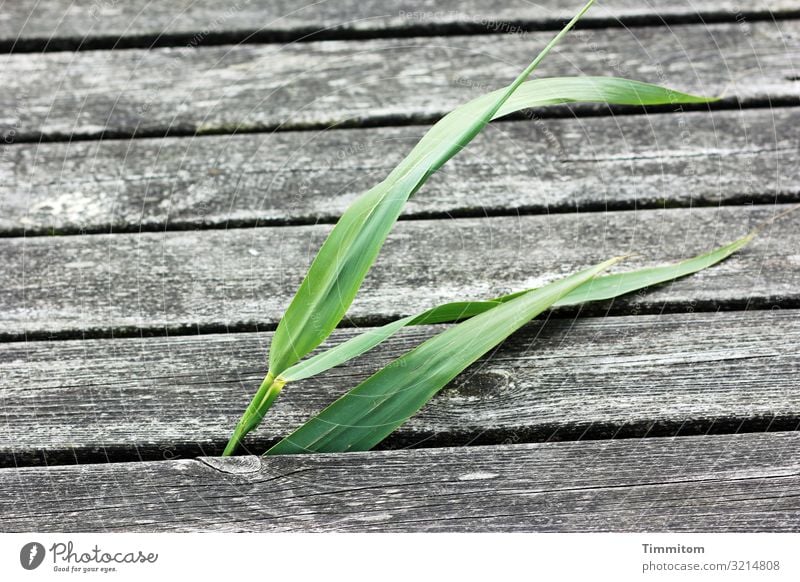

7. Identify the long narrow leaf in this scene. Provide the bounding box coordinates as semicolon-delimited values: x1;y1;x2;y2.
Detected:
225;0;718;455
492;76;715;121
279;232;753;383
267;256;624;455
280;301;500;382
555;232;754;305
264;2;598;377
268;74;715;376
266;0;713;377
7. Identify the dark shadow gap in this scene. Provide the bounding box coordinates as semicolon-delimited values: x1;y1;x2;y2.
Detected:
1;299;795;344
2;10;798;54
4;416;799;468
4;191;798;239
3;97;797;146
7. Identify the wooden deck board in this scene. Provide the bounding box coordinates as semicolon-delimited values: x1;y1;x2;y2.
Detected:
1;431;799;532
1;204;796;340
3;107;797;236
0;309;798;465
1;1;798;535
2;21;799;141
3;0;798;51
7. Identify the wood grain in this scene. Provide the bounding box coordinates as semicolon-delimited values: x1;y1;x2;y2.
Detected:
2;431;799;532
2;20;799;141
3;107;797;236
0;204;796;340
2;0;796;535
3;0;798;51
1;308;797;465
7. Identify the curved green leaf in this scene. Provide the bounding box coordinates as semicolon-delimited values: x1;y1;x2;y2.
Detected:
555;232;754;306
267;256;623;455
280;300;501;382
266;0;714;377
224;0;719;456
279;233;753;383
493;76;715;120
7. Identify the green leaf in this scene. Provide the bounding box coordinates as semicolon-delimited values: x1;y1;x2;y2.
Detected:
278;233;753;383
224;0;719;456
265;0;714;378
492;76;716;121
267;256;623;455
555;232;754;306
280;301;500;382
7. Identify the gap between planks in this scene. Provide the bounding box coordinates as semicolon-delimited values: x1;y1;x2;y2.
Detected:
2;0;799;53
1;308;797;467
2;106;798;238
2;20;799;142
0;204;797;342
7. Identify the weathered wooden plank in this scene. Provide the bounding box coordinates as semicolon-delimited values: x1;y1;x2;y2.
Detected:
0;204;796;340
1;308;798;466
3;0;797;52
2;431;799;532
1;21;798;141
3;107;797;236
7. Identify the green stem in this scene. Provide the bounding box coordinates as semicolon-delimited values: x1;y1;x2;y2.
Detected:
222;371;286;456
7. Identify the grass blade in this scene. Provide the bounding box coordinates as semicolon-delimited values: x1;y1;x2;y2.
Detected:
274;73;712;374
267;256;624;455
224;0;718;455
267;1;597;377
555;232;754;306
266;1;715;379
279;232;754;383
492;76;715;121
280;301;500;382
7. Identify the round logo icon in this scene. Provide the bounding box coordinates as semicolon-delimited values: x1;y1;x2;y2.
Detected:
20;542;46;570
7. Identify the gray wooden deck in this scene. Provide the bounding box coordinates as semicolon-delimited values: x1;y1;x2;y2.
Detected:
1;1;799;532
